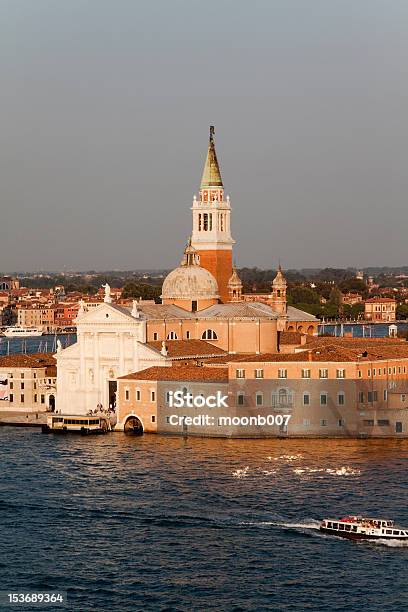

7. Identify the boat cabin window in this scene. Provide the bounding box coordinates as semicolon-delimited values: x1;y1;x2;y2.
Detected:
393;530;400;535
333;523;338;529
386;530;392;534
327;522;332;528
339;524;345;530
345;525;351;531
352;526;357;532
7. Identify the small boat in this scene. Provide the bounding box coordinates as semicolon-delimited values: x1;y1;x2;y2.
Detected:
42;414;112;435
2;327;43;338
320;516;408;541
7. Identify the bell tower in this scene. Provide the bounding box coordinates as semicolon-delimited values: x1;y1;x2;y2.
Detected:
191;127;235;303
270;265;287;315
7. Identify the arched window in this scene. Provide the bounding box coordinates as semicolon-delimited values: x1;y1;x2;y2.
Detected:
167;331;178;340
202;329;217;340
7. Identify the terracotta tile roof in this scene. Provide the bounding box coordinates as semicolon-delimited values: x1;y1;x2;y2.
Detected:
279;331;303;345
146;339;227;358
118;365;229;382
0;353;56;369
234;342;408;363
305;337;404;347
365;297;396;303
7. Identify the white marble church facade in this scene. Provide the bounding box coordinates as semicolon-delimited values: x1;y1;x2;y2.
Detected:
55;294;167;415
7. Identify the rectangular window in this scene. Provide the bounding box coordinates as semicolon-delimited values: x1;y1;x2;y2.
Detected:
383;389;387;401
303;393;310;406
278;369;287;379
236;369;245;379
358;370;362;378
358;391;365;403
10;393;13;403
21;373;24;379
338;419;343;427
363;419;374;426
338;393;345;406
303;419;310;426
254;369;264;379
396;421;403;433
20;382;24;390
151;391;156;402
367;369;371;377
256;392;263;406
237;393;245;406
320;419;327;426
151;415;156;423
319;369;328;379
377;419;390;426
153;332;158;341
336;369;345;379
34;394;37;403
41;395;45;404
373;369;376;376
125;389;130;401
136;390;141;401
20;394;24;403
10;382;13;390
186;331;190;339
401;394;406;403
301;369;311;379
320;393;328;406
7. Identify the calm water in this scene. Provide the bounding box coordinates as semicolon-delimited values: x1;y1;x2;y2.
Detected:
0;334;76;356
319;323;408;337
1;430;408;611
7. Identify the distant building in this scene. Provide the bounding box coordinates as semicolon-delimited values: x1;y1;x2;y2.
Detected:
0;276;20;291
364;297;396;322
0;354;56;412
341;292;363;306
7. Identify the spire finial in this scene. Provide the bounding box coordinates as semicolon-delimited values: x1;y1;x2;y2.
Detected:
201;126;223;188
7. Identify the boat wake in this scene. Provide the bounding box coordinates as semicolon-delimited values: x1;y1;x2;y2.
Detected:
241;519;320;531
369;538;408;548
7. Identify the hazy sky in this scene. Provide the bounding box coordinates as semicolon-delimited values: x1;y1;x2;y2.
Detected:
1;0;408;272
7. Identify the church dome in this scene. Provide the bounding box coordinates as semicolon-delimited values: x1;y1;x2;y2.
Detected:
161;240;219;301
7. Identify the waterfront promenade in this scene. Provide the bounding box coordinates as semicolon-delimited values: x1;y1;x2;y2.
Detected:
0;411;46;427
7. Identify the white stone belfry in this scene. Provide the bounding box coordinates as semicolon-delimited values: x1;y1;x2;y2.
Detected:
190;127;235;252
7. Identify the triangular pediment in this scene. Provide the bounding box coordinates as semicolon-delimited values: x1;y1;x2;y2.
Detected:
76;303;139;326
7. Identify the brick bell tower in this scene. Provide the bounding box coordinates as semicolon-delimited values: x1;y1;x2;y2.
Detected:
191;127;235;303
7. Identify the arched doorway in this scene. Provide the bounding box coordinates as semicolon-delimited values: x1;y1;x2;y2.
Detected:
124;416;144;435
49;395;55;412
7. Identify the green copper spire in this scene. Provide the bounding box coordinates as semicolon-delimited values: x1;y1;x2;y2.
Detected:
200;126;223;188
